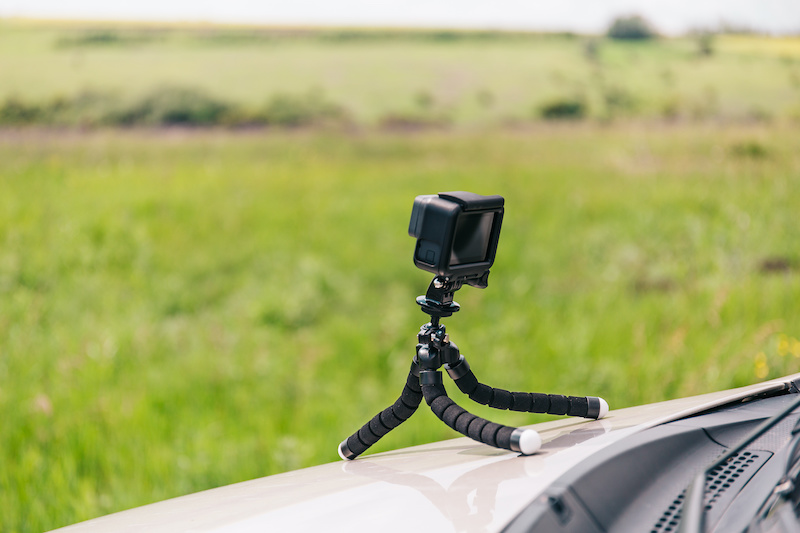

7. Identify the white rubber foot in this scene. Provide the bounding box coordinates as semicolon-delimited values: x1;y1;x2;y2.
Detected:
597;398;609;419
517;429;542;455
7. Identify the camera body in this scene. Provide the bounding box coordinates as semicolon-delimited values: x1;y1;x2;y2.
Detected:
408;191;504;285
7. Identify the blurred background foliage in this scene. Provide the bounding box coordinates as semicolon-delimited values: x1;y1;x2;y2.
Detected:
0;17;799;533
2;20;800;126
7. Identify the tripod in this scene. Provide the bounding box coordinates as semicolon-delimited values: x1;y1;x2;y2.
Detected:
338;276;609;460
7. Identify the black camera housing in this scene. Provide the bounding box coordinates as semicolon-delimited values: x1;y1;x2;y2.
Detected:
408;191;504;284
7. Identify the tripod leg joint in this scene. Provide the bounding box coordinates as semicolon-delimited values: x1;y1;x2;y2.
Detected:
444;355;470;380
419;370;443;386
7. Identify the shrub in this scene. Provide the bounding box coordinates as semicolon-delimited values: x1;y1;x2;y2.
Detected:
0;93;127;126
0;88;355;129
538;97;587;120
50;91;125;126
606;15;658;40
729;140;769;159
258;91;348;127
115;86;232;126
55;29;161;48
192;30;275;46
0;97;44;125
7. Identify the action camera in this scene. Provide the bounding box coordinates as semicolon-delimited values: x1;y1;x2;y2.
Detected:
408;191;504;284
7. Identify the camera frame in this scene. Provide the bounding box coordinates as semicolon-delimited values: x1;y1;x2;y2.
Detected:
408;191;504;283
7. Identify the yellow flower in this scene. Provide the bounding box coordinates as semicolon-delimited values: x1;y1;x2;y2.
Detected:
792;338;800;358
778;334;790;357
755;351;769;379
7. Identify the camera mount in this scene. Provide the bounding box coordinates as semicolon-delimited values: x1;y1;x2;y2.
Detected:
338;274;609;460
338;192;608;460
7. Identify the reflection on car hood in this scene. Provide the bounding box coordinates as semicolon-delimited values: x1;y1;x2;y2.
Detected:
51;374;800;533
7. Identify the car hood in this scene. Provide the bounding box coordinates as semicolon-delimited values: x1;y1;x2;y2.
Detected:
51;374;800;533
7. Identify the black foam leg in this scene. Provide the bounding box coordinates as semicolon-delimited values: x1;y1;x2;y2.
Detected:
339;366;423;460
421;373;539;454
446;356;605;419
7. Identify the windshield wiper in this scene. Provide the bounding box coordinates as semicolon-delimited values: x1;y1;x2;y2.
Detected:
746;417;800;530
679;393;800;533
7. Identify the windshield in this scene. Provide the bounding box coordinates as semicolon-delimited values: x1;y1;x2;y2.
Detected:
503;384;800;533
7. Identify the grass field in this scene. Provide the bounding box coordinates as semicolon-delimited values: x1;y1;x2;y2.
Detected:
1;20;800;533
2;123;799;532
1;21;800;124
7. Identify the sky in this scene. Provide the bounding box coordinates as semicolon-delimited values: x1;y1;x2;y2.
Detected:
1;0;799;36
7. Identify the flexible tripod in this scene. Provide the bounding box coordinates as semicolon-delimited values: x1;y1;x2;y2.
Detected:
338;276;609;460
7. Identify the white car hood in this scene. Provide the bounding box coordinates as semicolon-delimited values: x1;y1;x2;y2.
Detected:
51;374;800;533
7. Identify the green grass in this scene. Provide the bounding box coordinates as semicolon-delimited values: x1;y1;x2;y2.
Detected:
1;123;799;532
